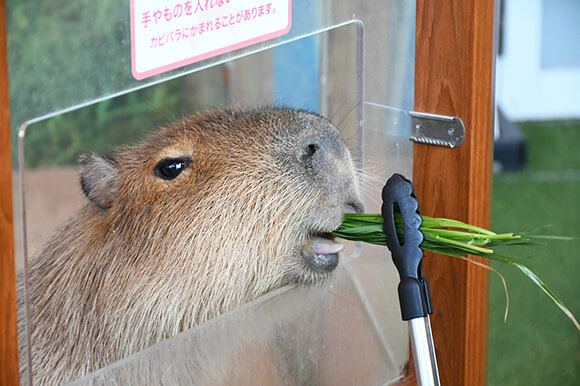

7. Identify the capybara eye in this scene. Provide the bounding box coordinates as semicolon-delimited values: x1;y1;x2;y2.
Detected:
154;157;192;180
304;143;319;157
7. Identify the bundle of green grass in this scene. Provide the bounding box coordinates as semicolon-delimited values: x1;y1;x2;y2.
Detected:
332;213;580;332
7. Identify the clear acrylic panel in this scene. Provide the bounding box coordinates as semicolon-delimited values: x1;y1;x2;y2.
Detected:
8;0;416;384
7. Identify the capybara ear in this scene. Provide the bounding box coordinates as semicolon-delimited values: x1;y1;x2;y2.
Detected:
79;153;119;210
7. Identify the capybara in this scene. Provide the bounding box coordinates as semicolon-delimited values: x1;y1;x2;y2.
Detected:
20;107;363;384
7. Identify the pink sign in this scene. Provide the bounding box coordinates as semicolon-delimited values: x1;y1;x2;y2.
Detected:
130;0;292;80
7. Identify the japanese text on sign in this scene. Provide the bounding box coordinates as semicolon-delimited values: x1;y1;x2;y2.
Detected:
131;0;291;80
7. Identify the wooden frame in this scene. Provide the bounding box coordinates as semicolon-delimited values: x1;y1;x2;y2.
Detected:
409;0;497;384
1;0;19;384
0;0;496;384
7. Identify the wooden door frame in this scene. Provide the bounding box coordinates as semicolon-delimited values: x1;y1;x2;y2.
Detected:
0;0;497;384
1;0;19;384
407;0;497;384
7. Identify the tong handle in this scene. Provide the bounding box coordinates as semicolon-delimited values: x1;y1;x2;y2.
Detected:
381;174;433;320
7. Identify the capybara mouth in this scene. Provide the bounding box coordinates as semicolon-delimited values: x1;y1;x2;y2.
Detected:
301;233;344;273
299;203;362;275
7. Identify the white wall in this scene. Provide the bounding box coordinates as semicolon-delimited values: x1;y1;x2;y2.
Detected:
496;0;580;121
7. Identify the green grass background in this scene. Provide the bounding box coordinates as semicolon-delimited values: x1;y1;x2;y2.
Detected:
488;121;580;385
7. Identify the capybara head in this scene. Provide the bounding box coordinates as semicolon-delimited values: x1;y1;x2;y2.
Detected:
22;107;363;383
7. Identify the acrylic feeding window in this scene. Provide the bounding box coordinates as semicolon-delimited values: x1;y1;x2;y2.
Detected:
7;1;416;384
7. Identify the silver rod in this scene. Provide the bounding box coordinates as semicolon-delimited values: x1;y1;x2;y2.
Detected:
409;316;440;386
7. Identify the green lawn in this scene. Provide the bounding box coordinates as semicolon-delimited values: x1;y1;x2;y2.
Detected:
488;121;580;385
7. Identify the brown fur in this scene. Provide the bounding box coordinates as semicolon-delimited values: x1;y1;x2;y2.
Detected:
19;107;362;384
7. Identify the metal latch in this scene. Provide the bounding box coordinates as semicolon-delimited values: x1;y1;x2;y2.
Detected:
410;111;465;148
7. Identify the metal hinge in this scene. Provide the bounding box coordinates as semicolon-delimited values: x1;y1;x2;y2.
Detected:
409;111;465;148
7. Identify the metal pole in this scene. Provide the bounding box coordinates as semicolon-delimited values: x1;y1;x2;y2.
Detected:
409;316;440;386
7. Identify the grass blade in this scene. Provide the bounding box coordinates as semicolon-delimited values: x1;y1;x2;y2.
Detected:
490;254;580;332
332;213;580;332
